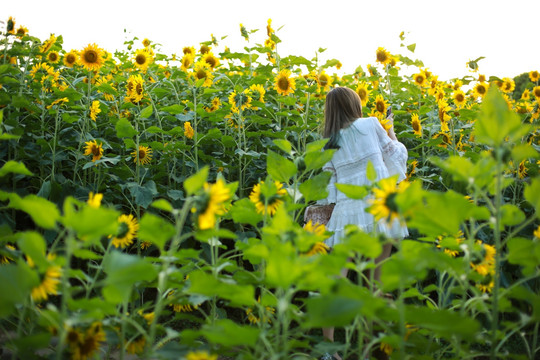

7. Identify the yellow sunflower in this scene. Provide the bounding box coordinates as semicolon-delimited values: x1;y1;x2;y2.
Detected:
184;122;195;139
79;43;104;72
197;179;231;230
521;89;530;101
228;89;252;113
133;48;153;71
90;100;101;121
411;113;422;136
250;84;266;103
413;72;427;87
205;97;222;112
264;38;276;50
84;140;103;162
186;351;218;360
6;17;16;34
192;61;214;87
16;25;28;38
68;322;106;360
532;86;540;100
199;44;211;55
433;131;452;148
142;38;151;47
87;192;103;208
374;94;389;118
356;82;370;106
47;51;60;64
317;71;332;91
473;82;489;98
274;69;296;96
63;50;78;67
183;46;195;56
202;52;220;69
126;335;146;355
375;47;391;65
0;244;16;264
111;214;139;248
249;180;287;216
39;34;57;53
452;91;466;109
529;70;539;83
368;177;409;223
500;77;515;93
31;264;61;302
476;280;495;293
126;74;144;103
131;145;153;165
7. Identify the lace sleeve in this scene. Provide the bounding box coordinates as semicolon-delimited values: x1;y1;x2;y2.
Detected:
316;162;337;205
373;118;408;182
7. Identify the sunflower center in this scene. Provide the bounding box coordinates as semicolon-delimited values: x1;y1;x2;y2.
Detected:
66;54;76;64
357;88;367;100
117;222;129;239
139;150;146;159
534;88;540;97
456;93;465;102
376;101;385;113
205;57;217;67
49;53;58;62
135;54;147;65
412;121;420;132
376;52;387;63
91;145;100;157
478;85;486;94
135;83;143;95
415;75;424;85
196;69;207;79
84;50;98;63
385;192;399;214
319;75;328;86
278;77;290;91
200;45;209;54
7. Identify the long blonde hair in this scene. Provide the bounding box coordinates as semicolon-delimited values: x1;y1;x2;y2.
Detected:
323;87;363;149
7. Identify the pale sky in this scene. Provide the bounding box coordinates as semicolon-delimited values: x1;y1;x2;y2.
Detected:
3;0;539;81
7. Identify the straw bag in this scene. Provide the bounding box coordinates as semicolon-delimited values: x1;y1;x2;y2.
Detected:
304;204;335;226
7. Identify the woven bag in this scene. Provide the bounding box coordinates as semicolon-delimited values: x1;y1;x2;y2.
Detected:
304;204;335;226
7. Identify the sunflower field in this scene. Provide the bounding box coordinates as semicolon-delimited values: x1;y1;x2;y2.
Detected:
1;16;540;360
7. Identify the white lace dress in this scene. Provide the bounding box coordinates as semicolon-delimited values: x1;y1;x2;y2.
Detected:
317;116;409;247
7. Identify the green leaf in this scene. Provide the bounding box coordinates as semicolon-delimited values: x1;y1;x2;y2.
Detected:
0;161;33;177
200;319;260;347
229;198;263;226
511;144;539;162
507;237;540;275
12;95;29;108
404;306;480;339
407;43;416;53
62;198;119;239
140;104;153;119
524;178;540;217
8;194;60;229
139;213;176;251
151;199;174;212
102;252;157;304
161;104;184;115
267;150;297;182
335;183;368;200
500;204;525;227
115;118;137;138
304;149;335;172
342;226;382;258
476;87;528;147
184;166;209;196
366;161;377;182
299;171;331;202
0;263;38;318
273;139;292;154
304;294;364;327
187;270;255;306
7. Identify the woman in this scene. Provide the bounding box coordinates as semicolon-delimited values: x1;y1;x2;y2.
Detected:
317;86;408;359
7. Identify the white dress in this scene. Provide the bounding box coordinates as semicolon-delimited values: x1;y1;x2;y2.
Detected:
317;116;409;247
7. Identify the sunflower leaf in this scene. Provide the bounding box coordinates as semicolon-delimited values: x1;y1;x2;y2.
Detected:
267;150;297;182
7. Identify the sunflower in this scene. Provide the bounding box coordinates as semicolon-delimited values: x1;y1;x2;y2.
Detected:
476;279;495;293
521;89;530;101
46;97;69;110
95;77;116;101
186;351;218;360
202;52;220;69
184;122;195;139
111;214;139;248
79;43;104;72
84;140;103;162
87;192;103;208
438;100;451;124
470;242;495;276
374;94;389;117
192;61;214;87
0;244;15;264
181;53;195;72
436;231;465;257
413;72;427;87
228;89;252;113
90;100;101;121
317;71;332;91
453;89;466;108
7;16;16;34
406;159;418;181
274;69;296;96
240;23;249;40
534;225;540;238
267;18;274;36
68;322;106;360
31;265;61;302
131;145;153;165
199;44;211;54
473;82;489;98
204;97;222;112
530;70;540;83
142;38;151;47
63;50;78;67
477;74;486;83
433;131;451;148
500;77;515;93
47;51;60;64
411;113;422;136
245;297;275;324
39;34;57;53
249;180;287;216
249;84;266;103
197;179;231;230
125;335;146;355
126;74;144;103
532;86;540;100
375;47;391;65
264;38;276;50
356;82;370;106
133;48;153;71
367;177;409;223
183;46;195;56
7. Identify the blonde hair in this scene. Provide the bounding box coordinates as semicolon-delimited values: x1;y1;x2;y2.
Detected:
323;87;363;149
